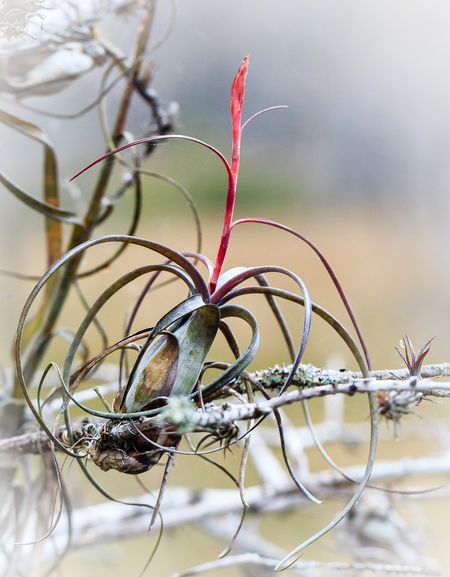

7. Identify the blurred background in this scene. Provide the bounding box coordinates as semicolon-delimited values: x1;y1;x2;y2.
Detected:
1;0;450;575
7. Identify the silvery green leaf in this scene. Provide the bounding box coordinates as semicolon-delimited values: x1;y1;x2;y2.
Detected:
123;301;220;413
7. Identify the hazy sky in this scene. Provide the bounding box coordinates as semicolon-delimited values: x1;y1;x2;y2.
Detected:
3;0;450;206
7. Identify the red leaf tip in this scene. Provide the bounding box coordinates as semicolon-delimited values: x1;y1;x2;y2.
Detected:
231;55;249;119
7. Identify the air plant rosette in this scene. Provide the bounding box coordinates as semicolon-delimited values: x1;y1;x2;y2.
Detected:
15;56;380;571
376;335;435;424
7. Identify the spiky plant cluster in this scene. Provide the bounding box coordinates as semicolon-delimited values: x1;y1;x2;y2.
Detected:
376;335;435;423
396;334;435;377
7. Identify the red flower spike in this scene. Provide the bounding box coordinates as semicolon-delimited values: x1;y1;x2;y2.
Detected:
231;55;249;174
210;55;249;293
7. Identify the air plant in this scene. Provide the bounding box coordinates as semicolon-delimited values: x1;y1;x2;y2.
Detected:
15;56;380;571
396;334;435;378
376;335;436;424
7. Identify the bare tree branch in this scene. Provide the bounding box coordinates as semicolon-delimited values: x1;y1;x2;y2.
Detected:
251;362;450;389
39;455;450;564
1;362;450;457
168;554;442;577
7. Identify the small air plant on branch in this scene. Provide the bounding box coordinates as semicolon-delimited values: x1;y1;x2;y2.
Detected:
376;335;435;425
15;56;380;571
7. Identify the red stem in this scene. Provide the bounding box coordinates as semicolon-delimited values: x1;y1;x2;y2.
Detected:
209;56;249;293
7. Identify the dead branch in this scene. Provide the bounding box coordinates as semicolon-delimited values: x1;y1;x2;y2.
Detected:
169;553;442;577
1;363;450;457
42;455;450;558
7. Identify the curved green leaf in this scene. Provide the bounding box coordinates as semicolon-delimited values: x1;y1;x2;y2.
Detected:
171;304;220;396
0;109;53;146
77;172;142;277
192;304;260;401
0;170;79;224
231;217;371;370
24;362;84;457
237;369;322;504
123;297;219;412
123;332;180;413
51;295;212;422
212;265;312;395
275;393;378;571
219;285;366;374
16;256;204;423
216;288;377;570
0;109;67;265
254;274;296;361
60;274;200;417
16;234;210;386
